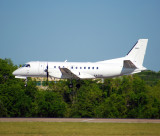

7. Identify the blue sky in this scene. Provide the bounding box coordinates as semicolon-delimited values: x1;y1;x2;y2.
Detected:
0;0;160;71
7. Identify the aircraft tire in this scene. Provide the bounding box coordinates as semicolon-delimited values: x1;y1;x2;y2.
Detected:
69;83;73;88
76;84;81;89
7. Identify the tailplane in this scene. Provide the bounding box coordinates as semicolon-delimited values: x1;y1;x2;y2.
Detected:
125;39;148;67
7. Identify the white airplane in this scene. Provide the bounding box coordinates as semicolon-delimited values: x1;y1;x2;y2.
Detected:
13;39;148;88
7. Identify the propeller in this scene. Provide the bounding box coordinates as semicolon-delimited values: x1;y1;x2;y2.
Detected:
44;63;49;83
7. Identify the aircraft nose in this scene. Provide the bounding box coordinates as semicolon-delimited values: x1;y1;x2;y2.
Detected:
12;69;19;76
12;70;16;76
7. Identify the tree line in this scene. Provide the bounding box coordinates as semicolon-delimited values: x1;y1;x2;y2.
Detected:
0;58;160;118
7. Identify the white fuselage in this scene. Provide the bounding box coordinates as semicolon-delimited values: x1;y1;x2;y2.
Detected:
12;58;140;79
12;39;148;80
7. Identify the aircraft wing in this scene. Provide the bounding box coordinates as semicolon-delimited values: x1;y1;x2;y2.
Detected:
59;68;80;79
123;60;137;69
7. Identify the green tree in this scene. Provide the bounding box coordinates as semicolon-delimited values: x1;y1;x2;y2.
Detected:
97;93;127;118
32;90;67;117
0;83;32;117
70;80;103;117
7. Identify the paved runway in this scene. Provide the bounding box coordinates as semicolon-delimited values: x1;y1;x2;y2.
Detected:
0;118;160;123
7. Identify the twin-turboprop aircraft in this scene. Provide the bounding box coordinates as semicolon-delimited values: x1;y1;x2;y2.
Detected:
13;39;148;88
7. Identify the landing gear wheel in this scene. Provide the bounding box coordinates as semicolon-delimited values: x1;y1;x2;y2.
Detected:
76;84;81;89
69;83;73;88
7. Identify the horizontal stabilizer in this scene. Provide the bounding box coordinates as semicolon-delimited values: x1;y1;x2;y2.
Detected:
123;60;137;69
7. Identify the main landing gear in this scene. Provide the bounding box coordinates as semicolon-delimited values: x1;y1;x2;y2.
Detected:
68;80;81;89
69;83;73;88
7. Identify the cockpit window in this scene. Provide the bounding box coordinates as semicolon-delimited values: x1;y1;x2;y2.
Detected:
22;64;30;67
26;64;30;67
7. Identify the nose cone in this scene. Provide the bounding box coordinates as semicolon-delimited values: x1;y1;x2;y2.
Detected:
12;69;27;79
13;69;23;76
12;69;19;76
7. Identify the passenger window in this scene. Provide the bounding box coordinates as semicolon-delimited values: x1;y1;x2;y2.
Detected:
54;66;56;68
92;67;94;69
76;67;78;69
84;67;86;69
88;67;90;69
80;67;82;69
71;66;73;69
96;67;98;69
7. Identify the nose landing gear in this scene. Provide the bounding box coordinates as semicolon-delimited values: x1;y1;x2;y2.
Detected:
76;83;81;89
24;77;28;87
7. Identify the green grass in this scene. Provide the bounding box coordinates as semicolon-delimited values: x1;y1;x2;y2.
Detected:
0;122;160;136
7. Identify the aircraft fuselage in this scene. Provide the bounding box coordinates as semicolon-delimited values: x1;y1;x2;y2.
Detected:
13;39;148;80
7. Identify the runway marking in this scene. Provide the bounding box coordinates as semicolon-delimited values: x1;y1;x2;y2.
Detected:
81;119;95;122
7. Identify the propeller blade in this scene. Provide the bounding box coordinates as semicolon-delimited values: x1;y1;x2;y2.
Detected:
47;71;48;82
44;63;49;84
46;63;48;82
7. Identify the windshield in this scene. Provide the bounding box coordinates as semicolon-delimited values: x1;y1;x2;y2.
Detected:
22;64;30;67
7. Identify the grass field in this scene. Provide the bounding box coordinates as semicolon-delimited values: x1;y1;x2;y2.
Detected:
0;122;160;136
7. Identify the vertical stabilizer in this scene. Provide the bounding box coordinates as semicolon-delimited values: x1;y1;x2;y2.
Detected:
126;39;148;67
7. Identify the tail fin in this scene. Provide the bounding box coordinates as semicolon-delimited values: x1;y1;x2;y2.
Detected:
126;39;148;67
